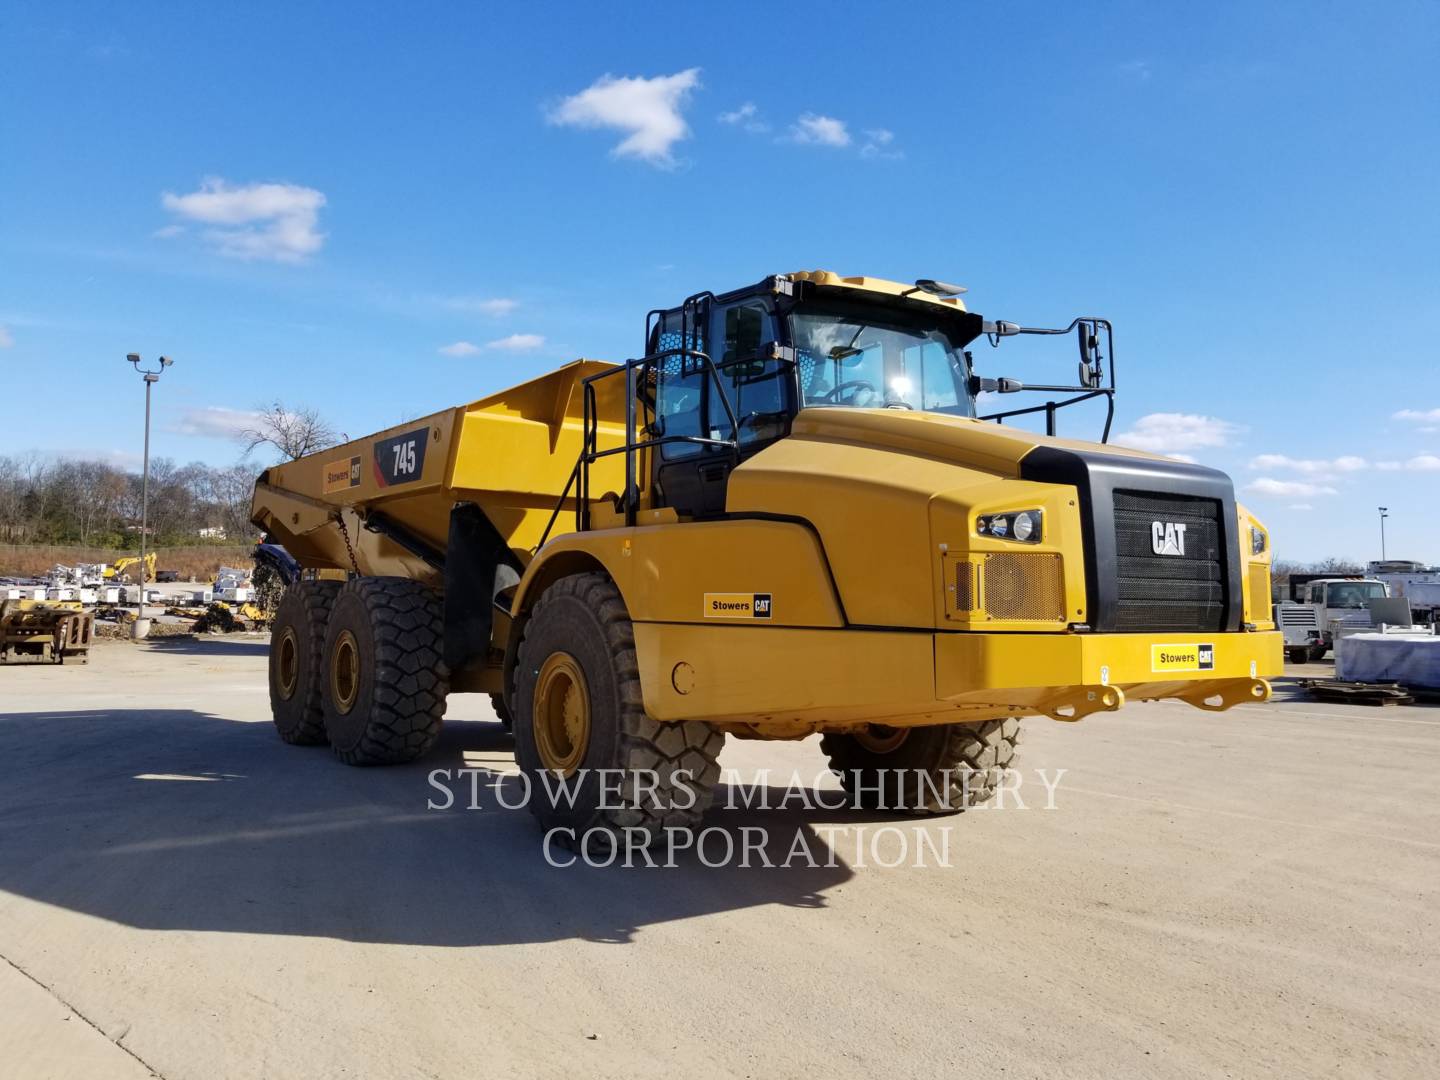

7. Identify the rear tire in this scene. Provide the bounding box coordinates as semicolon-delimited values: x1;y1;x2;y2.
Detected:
268;580;341;745
821;718;1022;813
1286;646;1308;664
514;572;723;851
321;577;449;766
1307;643;1328;662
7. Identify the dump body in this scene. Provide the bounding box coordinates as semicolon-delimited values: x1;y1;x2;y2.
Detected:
251;360;627;585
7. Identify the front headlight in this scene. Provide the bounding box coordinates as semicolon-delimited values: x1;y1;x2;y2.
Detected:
1251;525;1267;555
977;509;1043;543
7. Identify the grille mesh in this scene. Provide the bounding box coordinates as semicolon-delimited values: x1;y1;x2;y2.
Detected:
983;553;1065;622
1113;491;1225;632
952;560;975;612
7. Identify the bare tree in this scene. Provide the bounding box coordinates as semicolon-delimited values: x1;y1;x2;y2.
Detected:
239;401;339;462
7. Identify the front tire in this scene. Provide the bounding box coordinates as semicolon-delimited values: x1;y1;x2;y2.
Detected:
514;572;723;851
321;577;449;765
269;580;341;745
821;718;1022;813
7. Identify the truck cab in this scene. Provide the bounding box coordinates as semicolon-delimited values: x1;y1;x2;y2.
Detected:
1284;577;1389;659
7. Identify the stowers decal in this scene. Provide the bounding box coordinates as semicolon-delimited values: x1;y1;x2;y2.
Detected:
373;426;430;488
1151;643;1215;673
323;455;362;494
704;593;773;619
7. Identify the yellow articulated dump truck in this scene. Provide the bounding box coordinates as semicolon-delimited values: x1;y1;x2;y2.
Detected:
251;271;1281;849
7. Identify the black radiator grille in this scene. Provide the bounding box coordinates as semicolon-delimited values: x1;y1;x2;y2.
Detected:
1112;491;1225;632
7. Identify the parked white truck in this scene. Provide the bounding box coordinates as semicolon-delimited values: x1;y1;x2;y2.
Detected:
1275;577;1388;662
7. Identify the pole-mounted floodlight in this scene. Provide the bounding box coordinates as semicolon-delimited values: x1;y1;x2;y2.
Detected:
126;353;175;635
1378;506;1389;563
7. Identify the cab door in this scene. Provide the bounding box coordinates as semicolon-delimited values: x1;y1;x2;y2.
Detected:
650;298;790;517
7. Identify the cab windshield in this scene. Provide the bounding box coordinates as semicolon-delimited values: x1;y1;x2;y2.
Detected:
789;302;978;416
1324;582;1386;608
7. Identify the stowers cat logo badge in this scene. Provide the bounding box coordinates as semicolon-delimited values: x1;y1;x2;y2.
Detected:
1151;642;1215;672
703;593;773;619
323;455;362;494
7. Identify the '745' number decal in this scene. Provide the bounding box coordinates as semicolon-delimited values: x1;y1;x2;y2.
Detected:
373;426;430;488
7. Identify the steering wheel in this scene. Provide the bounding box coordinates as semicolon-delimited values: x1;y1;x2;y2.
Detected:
820;380;878;405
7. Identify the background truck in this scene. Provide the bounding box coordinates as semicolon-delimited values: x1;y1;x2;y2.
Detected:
1275;577;1388;660
251;270;1282;851
1367;560;1440;627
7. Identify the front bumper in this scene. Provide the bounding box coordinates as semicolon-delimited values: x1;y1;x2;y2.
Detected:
632;623;1283;730
935;629;1281;721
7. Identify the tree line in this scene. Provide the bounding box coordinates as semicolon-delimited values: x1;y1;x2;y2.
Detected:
0;453;259;547
0;401;340;548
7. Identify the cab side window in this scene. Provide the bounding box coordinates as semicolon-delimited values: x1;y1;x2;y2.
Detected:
652;312;709;461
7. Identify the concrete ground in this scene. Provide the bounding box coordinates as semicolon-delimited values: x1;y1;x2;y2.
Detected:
0;640;1435;1080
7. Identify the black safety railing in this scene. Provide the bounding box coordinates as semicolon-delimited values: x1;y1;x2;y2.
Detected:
534;345;739;550
979;318;1117;441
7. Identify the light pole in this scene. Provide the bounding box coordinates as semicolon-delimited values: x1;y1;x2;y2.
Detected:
1378;506;1389;563
127;353;173;634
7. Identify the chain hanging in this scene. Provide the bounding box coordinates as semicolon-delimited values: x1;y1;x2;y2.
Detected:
335;511;360;576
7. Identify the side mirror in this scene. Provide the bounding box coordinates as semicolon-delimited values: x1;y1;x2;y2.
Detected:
1077;322;1102;388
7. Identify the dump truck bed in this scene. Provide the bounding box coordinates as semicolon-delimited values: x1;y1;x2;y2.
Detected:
251;360;630;582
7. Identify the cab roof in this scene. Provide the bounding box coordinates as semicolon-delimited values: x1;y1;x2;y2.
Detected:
788;270;970;313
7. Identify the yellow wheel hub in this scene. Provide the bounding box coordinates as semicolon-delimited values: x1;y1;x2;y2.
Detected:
276;627;300;700
330;629;360;715
854;724;909;754
534;652;591;775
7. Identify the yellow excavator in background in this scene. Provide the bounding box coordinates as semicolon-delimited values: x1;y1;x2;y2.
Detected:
104;553;156;582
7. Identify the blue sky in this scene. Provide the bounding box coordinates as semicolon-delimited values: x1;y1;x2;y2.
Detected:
2;2;1436;563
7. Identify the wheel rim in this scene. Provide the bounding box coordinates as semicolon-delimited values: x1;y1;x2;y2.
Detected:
854;724;909;754
534;652;590;775
330;630;360;715
276;626;300;700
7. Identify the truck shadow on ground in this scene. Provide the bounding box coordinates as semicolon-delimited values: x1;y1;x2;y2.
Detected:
0;709;858;947
141;636;272;657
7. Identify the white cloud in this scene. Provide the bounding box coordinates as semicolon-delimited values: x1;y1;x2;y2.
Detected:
787;113;851;148
438;341;481;357
1376;455;1440;472
172;406;265;439
1248;453;1368;474
548;68;701;167
152;224;185;239
1288;504;1314;511
1245;477;1338;498
718;101;769;134
440;295;518;317
0;325;13;348
859;128;902;159
1112;413;1240;454
487;333;545;351
1394;408;1440;423
161;177;327;262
